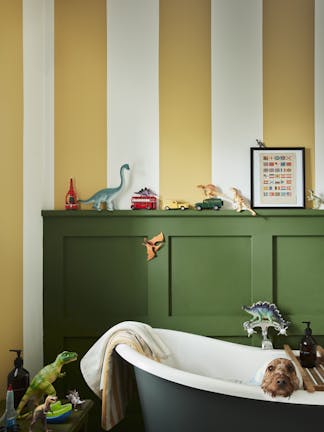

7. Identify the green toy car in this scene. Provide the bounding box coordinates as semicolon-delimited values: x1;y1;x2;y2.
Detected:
195;198;223;211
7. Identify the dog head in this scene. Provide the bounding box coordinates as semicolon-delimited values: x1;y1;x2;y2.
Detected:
261;358;300;397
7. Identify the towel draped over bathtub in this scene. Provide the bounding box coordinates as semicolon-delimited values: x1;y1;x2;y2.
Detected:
80;321;170;431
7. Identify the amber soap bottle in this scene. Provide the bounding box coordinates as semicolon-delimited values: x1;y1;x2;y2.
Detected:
299;321;317;368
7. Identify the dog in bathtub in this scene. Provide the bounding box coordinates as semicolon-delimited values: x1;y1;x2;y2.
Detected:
259;358;302;398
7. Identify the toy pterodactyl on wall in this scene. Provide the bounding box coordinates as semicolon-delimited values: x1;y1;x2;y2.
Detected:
143;232;165;261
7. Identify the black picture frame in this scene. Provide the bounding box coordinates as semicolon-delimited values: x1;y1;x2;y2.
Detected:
250;147;305;209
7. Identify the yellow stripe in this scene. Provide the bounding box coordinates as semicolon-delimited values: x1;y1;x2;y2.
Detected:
55;0;107;209
0;0;23;399
159;0;211;206
263;0;314;198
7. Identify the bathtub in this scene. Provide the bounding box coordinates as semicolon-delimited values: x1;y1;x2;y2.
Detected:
116;328;324;432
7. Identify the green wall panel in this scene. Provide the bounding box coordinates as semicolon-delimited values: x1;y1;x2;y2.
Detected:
170;236;251;316
275;236;324;316
63;236;148;319
43;209;324;345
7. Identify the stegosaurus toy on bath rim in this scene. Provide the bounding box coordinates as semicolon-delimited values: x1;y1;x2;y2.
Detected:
242;301;289;349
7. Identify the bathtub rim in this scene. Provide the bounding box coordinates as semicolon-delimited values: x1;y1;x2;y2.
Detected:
115;328;324;406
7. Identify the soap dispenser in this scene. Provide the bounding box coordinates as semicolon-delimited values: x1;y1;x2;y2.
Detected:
7;349;30;408
299;321;317;368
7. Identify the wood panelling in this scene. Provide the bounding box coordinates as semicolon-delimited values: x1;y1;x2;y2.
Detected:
43;210;324;430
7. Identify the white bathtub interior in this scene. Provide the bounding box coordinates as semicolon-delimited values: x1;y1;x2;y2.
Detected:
116;328;324;406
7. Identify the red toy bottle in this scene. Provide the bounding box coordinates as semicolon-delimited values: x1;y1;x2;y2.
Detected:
65;178;79;210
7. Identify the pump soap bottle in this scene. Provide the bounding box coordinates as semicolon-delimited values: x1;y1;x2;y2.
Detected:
7;349;30;408
299;321;317;368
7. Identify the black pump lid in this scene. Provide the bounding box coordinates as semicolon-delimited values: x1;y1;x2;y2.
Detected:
302;321;312;336
9;349;23;368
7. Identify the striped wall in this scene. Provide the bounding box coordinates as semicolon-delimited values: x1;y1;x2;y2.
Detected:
54;0;107;209
160;0;212;204
54;0;317;209
0;0;322;395
0;0;23;398
212;0;263;201
263;0;315;195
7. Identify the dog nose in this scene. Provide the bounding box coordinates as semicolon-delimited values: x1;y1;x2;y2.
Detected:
277;379;286;387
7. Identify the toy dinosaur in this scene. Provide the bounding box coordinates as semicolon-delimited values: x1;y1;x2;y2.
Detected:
143;232;164;261
135;187;157;197
29;395;57;432
242;301;289;336
197;184;221;198
17;351;78;417
79;163;130;211
307;189;324;209
256;138;266;148
66;390;85;411
231;187;256;216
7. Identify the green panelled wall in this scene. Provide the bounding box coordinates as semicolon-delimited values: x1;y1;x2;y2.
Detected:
43;210;324;430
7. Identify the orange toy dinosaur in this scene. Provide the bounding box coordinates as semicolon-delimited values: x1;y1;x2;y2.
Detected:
143;232;165;261
197;184;221;198
231;187;256;216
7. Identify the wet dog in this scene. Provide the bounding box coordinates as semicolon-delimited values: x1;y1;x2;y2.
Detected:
261;358;300;397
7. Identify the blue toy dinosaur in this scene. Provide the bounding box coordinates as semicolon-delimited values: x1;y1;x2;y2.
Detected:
79;163;130;211
242;301;289;336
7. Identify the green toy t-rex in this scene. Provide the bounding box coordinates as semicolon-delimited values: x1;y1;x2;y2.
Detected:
16;351;78;417
79;163;130;211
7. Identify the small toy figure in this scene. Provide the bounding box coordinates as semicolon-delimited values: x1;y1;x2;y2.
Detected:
65;178;79;210
197;184;221;199
66;390;85;411
135;187;157;196
79;163;130;211
29;395;57;432
17;351;78;417
143;232;165;261
231;187;256;216
307;189;324;209
256;138;266;148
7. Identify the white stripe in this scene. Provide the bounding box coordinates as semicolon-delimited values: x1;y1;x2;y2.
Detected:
107;0;159;209
23;0;54;376
211;0;263;205
315;0;324;208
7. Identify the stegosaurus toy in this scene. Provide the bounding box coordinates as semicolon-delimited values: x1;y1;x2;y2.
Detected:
242;301;289;337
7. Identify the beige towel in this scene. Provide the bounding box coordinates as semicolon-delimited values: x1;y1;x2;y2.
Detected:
80;321;169;430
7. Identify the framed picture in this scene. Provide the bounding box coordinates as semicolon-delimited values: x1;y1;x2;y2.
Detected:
250;147;305;209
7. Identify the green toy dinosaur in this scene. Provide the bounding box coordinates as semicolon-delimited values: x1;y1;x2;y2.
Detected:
79;163;130;211
16;351;78;417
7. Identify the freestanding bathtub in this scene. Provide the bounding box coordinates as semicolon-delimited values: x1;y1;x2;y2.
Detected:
116;328;324;432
